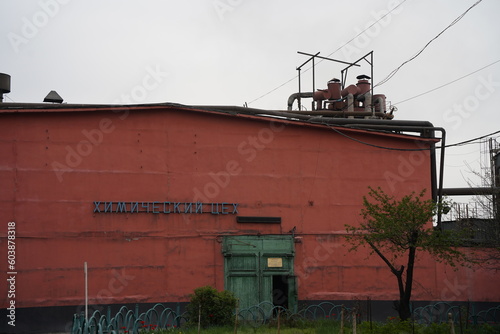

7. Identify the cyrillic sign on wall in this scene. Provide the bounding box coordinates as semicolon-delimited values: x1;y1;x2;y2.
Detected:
93;201;239;215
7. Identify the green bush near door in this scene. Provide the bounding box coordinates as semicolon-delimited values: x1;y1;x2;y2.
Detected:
186;286;237;328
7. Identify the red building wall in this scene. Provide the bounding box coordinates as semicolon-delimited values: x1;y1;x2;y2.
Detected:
0;105;497;316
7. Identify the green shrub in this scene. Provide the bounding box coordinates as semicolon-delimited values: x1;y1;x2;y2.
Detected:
186;286;237;328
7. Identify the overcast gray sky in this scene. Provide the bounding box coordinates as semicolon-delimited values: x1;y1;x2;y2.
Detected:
1;0;499;195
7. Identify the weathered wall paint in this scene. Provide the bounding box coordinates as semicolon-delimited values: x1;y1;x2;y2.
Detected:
0;105;497;314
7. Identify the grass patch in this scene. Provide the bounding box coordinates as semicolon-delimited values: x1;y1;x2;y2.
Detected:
136;319;499;334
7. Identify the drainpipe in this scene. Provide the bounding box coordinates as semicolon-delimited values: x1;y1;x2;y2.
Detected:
436;128;446;230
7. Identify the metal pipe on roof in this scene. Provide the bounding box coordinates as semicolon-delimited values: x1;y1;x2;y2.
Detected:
0;99;448;225
442;187;500;196
287;92;314;111
193;106;445;209
284;110;393;118
192;105;314;120
306;117;435;129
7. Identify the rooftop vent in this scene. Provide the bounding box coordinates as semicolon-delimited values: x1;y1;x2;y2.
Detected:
0;73;11;102
43;90;63;103
356;74;371;80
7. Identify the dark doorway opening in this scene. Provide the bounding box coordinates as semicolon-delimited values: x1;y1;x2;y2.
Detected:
272;275;289;309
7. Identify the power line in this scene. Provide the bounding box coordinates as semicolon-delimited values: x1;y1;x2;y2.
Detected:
394;59;500;106
249;0;484;106
3;94;15;102
247;76;296;105
375;0;483;88
326;125;434;151
445;130;500;148
247;0;408;106
325;125;500;151
321;0;408;63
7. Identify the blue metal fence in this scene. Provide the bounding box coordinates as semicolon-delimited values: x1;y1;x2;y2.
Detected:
71;304;186;334
71;301;499;334
235;301;354;327
412;302;500;325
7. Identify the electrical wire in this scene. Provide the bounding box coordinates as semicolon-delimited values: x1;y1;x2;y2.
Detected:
247;76;296;105
249;0;483;106
324;125;500;151
247;0;408;106
445;130;500;148
375;0;483;88
393;59;500;106
326;124;435;151
245;0;492;154
3;94;15;102
321;0;408;63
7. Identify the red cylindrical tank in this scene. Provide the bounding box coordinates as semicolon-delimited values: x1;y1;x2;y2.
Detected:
356;79;370;95
327;79;341;100
373;94;386;112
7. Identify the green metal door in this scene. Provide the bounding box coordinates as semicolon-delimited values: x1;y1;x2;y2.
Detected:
223;235;296;311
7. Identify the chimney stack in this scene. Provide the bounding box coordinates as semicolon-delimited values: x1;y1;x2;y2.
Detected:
0;73;11;102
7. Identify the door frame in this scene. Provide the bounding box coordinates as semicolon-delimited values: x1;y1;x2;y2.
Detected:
222;235;297;312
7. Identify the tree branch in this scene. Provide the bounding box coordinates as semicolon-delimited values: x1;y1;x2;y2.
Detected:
364;237;403;276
